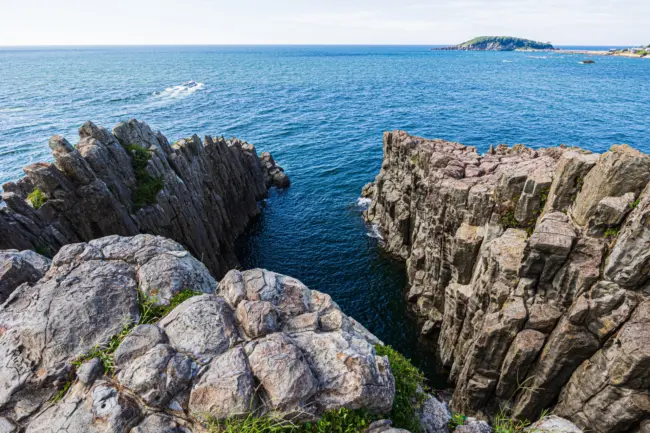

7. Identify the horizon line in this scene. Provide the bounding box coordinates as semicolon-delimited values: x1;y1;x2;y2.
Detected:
0;42;632;48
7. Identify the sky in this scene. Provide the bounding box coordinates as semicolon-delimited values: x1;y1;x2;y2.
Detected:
0;0;648;46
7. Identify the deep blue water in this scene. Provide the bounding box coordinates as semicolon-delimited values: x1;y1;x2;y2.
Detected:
1;46;650;387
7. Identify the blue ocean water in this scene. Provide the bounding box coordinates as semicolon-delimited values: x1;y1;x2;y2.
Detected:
1;45;649;386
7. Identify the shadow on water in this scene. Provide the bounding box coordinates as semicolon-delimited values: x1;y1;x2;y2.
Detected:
235;188;450;390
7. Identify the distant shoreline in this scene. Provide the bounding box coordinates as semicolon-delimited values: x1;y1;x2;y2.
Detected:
553;48;649;58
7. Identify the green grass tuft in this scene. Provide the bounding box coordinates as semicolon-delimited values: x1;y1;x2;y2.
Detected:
51;380;72;403
69;289;203;377
205;413;297;433
374;345;427;432
206;408;376;433
27;188;48;209
493;412;531;433
448;413;467;431
299;408;376;433
125;143;165;210
205;345;427;433
604;227;620;239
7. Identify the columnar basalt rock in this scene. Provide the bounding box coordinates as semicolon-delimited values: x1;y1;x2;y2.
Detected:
0;235;396;431
363;131;650;432
0;119;289;281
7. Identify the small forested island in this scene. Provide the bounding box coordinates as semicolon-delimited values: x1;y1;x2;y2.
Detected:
435;36;555;51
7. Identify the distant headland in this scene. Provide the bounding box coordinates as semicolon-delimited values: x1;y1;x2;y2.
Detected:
434;36;555;51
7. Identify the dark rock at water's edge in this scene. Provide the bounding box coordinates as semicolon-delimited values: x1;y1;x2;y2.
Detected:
0;119;289;278
363;131;650;433
434;36;555;51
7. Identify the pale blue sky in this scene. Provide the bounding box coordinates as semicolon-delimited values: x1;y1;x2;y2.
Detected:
0;0;647;46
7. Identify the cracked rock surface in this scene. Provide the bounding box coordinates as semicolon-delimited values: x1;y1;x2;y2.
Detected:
0;119;288;280
363;131;650;433
0;234;395;431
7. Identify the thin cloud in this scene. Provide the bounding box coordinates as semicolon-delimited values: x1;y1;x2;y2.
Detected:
288;11;442;32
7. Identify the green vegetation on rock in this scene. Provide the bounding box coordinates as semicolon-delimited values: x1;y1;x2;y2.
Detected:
125;143;165;210
70;289;203;375
206;345;428;433
448;413;467;430
458;36;554;51
375;344;428;432
26;188;47;209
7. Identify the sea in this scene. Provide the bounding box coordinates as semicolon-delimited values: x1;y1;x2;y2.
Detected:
1;45;649;387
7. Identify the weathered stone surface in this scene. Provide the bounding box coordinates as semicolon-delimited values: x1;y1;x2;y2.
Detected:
524;303;563;334
114;324;168;368
236;300;279;339
0;417;17;433
246;333;317;411
116;344;193;408
0;119;289;279
604;181;650;289
545;237;605;308
366;420;410;433
525;415;583;433
0;255;140;421
418;394;452;433
0;250;50;303
571;144;650;226
519;212;576;285
586;192;635;236
554;301;650;433
542;150;598;216
454;418;492;433
363;132;650;431
0;235;396;430
260;152;291;188
189;346;256;419
291;330;394;413
76;358;103;387
495;330;545;400
137;252;216;303
512;282;638;421
25;382;141;433
159;295;240;360
131;414;192;433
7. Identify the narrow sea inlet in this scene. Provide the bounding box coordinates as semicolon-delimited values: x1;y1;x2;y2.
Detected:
1;45;649;388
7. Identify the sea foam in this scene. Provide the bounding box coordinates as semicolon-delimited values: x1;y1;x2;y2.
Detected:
153;81;205;100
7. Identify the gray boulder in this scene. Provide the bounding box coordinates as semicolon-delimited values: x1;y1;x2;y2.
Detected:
0;249;50;303
24;382;140;433
454;418;492;433
131;414;192;433
188;346;256;419
525;415;583;432
116;344;193;408
159;295;240;361
418;394;451;433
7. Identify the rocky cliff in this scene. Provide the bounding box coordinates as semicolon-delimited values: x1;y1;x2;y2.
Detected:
0;119;289;279
0;234;584;433
0;234;394;432
362;131;650;433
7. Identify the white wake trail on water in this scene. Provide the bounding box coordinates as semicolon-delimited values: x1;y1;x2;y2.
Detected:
152;81;205;100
